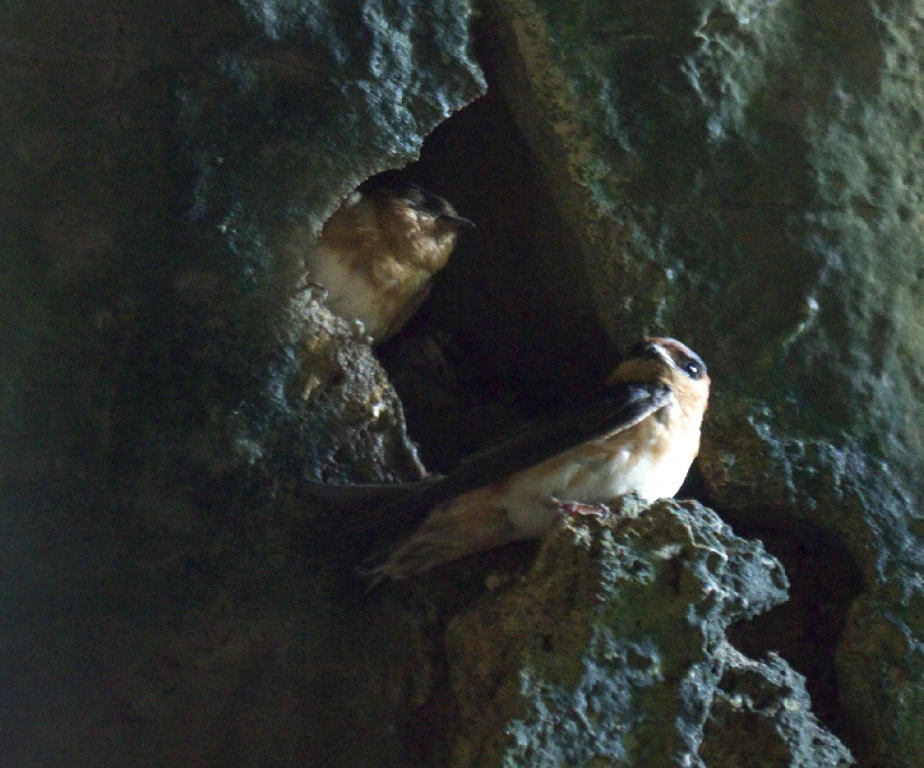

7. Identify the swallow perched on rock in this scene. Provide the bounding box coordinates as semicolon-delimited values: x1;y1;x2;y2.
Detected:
295;183;473;344
306;337;710;583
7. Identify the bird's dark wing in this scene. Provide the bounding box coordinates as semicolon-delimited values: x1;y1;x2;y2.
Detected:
444;381;671;491
377;283;432;344
300;381;671;535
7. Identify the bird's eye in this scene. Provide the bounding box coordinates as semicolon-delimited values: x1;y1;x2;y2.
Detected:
683;361;702;379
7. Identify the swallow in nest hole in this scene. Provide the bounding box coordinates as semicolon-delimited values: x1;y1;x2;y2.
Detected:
293;182;474;344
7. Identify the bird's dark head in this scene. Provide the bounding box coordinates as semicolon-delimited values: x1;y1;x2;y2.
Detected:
624;337;707;380
370;183;474;270
608;337;710;417
395;183;475;231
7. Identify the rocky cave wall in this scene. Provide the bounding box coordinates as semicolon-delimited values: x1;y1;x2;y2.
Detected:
3;1;924;767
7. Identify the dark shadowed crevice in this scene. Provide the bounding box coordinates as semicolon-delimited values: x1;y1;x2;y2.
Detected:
370;86;619;473
716;516;864;760
679;456;866;759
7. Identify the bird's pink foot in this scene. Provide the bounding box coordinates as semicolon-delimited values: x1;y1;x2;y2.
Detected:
295;278;329;300
553;499;612;519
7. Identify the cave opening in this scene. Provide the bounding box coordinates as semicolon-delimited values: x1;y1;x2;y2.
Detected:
306;17;868;764
722;514;865;759
681;467;866;757
360;70;618;473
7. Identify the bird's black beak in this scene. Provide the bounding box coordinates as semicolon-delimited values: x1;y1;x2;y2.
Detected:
439;214;476;229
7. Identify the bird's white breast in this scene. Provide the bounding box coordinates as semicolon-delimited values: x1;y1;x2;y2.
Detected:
500;404;700;538
305;243;385;338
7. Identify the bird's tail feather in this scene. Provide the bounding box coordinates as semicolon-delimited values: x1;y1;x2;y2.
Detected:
359;494;517;586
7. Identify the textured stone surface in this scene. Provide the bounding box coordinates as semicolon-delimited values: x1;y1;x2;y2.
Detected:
445;502;850;767
701;649;853;767
480;1;924;763
2;0;484;487
1;1;483;766
700;406;923;766
4;0;923;765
